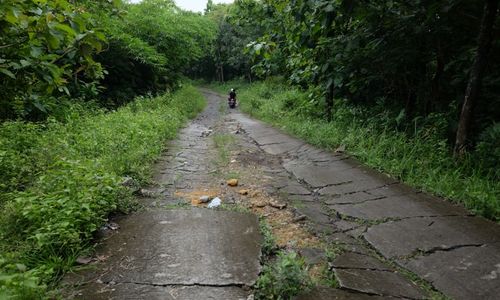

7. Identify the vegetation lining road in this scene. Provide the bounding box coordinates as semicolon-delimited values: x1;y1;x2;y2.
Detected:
0;86;205;298
1;0;499;298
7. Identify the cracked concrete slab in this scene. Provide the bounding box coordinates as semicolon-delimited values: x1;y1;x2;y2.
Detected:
65;210;261;292
330;193;470;221
366;183;417;198
334;268;427;299
401;243;500;300
324;192;383;205
294;287;389;300
260;141;304;155
294;202;333;226
279;183;311;195
282;162;357;188
364;216;500;259
69;283;249;300
332;252;392;271
318;179;389;195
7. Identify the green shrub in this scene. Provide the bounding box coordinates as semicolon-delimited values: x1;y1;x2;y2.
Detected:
0;256;45;300
0;85;206;297
254;251;311;300
259;219;277;257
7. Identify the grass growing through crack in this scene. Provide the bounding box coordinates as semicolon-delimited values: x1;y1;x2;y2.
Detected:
259;218;277;257
212;133;235;166
318;245;344;288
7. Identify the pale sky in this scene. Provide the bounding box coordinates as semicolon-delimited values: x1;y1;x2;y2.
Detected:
128;0;234;12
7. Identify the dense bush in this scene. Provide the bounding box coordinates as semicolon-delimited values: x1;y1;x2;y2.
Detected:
213;80;499;221
0;85;206;298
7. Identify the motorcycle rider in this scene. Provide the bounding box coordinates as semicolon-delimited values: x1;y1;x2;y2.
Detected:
229;88;236;101
228;88;237;108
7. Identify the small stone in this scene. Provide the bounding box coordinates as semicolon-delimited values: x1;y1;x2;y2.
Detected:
238;189;249;195
107;222;120;230
201;130;213;137
139;188;157;198
199;195;211;203
227;179;239;186
76;257;92;265
96;279;103;284
293;215;307;222
269;199;287;209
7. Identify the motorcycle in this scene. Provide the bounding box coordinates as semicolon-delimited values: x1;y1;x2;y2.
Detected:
228;97;236;109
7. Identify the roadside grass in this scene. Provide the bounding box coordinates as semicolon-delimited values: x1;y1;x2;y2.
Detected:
210;81;499;222
0;85;206;298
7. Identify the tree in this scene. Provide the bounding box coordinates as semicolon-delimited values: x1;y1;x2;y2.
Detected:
205;0;214;14
454;0;499;156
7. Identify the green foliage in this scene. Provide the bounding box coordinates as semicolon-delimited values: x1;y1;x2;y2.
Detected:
0;85;205;297
0;0;110;120
319;246;343;288
93;0;217;102
217;0;500;152
259;218;277;257
0;256;45;300
217;81;500;221
255;251;311;300
1;0;217;119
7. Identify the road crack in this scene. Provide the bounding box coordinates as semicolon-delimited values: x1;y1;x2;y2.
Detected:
398;243;485;261
106;280;248;289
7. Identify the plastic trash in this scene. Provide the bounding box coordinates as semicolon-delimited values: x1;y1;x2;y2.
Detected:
207;197;221;208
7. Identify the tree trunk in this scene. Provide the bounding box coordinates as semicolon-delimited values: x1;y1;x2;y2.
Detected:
220;65;224;83
325;82;334;120
454;0;499;156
